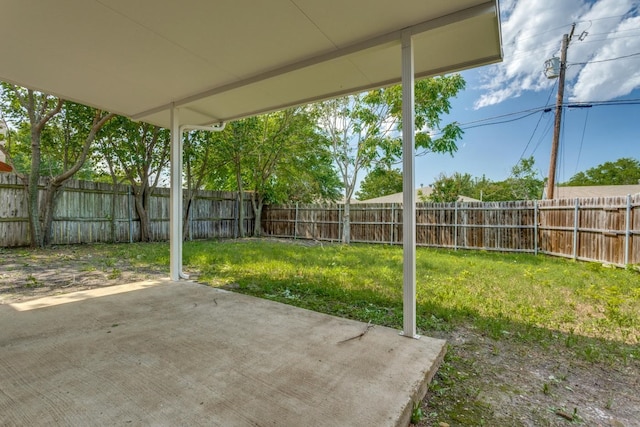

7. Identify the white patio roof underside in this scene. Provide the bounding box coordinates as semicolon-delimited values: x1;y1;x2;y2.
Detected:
0;0;501;129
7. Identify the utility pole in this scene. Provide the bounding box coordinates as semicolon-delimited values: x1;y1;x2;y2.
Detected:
546;24;575;199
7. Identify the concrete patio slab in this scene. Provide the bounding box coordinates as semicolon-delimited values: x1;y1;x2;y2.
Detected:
0;280;446;426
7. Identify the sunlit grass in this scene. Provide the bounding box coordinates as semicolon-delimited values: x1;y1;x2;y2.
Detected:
178;241;640;344
113;239;639;358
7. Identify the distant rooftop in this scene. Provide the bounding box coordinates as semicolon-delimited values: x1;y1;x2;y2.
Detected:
550;185;640;199
354;186;479;203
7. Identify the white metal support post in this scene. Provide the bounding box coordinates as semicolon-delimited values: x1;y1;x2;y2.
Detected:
170;104;183;281
401;31;419;339
169;108;225;281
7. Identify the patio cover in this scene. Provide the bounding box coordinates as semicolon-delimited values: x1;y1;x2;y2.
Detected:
0;0;502;337
0;0;500;128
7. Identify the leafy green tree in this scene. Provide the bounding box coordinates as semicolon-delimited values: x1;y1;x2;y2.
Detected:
504;156;543;200
207;108;340;237
356;167;403;200
280;147;342;203
564;158;640;186
316;74;465;243
208;117;259;237
428;157;543;203
182;130;231;239
429;172;474;203
0;84;113;247
99;117;169;242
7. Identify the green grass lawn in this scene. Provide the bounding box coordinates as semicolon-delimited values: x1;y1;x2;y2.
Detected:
118;238;639;354
177;240;638;347
111;238;640;425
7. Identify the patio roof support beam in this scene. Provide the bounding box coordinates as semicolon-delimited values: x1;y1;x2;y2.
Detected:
401;31;419;339
170;104;184;281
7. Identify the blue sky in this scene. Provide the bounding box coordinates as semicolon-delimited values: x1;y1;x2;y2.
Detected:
412;0;640;187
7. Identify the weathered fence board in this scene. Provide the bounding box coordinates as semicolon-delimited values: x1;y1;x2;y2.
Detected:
0;174;254;247
262;194;639;267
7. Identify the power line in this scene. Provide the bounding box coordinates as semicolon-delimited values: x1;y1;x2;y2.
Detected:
574;13;637;24
518;81;557;161
505;13;636;47
567;99;640;106
503;22;640;61
426;98;640;138
587;27;640;37
530;115;554;156
459;110;545;130
570;51;640;65
574;108;590;175
426;97;640;140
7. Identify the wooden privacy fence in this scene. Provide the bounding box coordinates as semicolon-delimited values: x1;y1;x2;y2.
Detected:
1;171;638;267
262;194;640;267
0;174;254;247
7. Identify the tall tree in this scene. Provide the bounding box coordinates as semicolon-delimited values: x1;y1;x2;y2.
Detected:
564;158;640;186
100;117;169;242
243;109;340;235
208;109;341;237
0;84;113;247
211;118;258;237
356;167;403;201
316;75;465;242
182;130;230;240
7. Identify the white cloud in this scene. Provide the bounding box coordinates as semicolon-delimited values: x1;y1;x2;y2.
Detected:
474;0;640;109
570;15;640;100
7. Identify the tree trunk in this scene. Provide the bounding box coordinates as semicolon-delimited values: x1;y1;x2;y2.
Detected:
183;196;193;241
342;200;351;244
9;88;64;248
235;169;245;238
133;186;151;242
41;180;63;247
104;155;119;243
27;128;43;248
250;192;264;237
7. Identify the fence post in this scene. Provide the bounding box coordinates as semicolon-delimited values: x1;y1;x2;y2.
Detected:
234;197;239;239
454;202;458;251
534;201;538;255
294;202;298;240
625;194;631;266
188;200;193;241
312;205;317;240
573;198;579;260
390;204;395;245
128;185;133;243
338;204;342;242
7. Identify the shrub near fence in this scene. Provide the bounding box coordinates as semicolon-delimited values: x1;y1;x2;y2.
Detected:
262;194;640;267
0;174;254;247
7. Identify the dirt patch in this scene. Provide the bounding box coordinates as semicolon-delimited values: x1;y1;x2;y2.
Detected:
419;327;639;426
1;244;638;426
0;245;166;304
